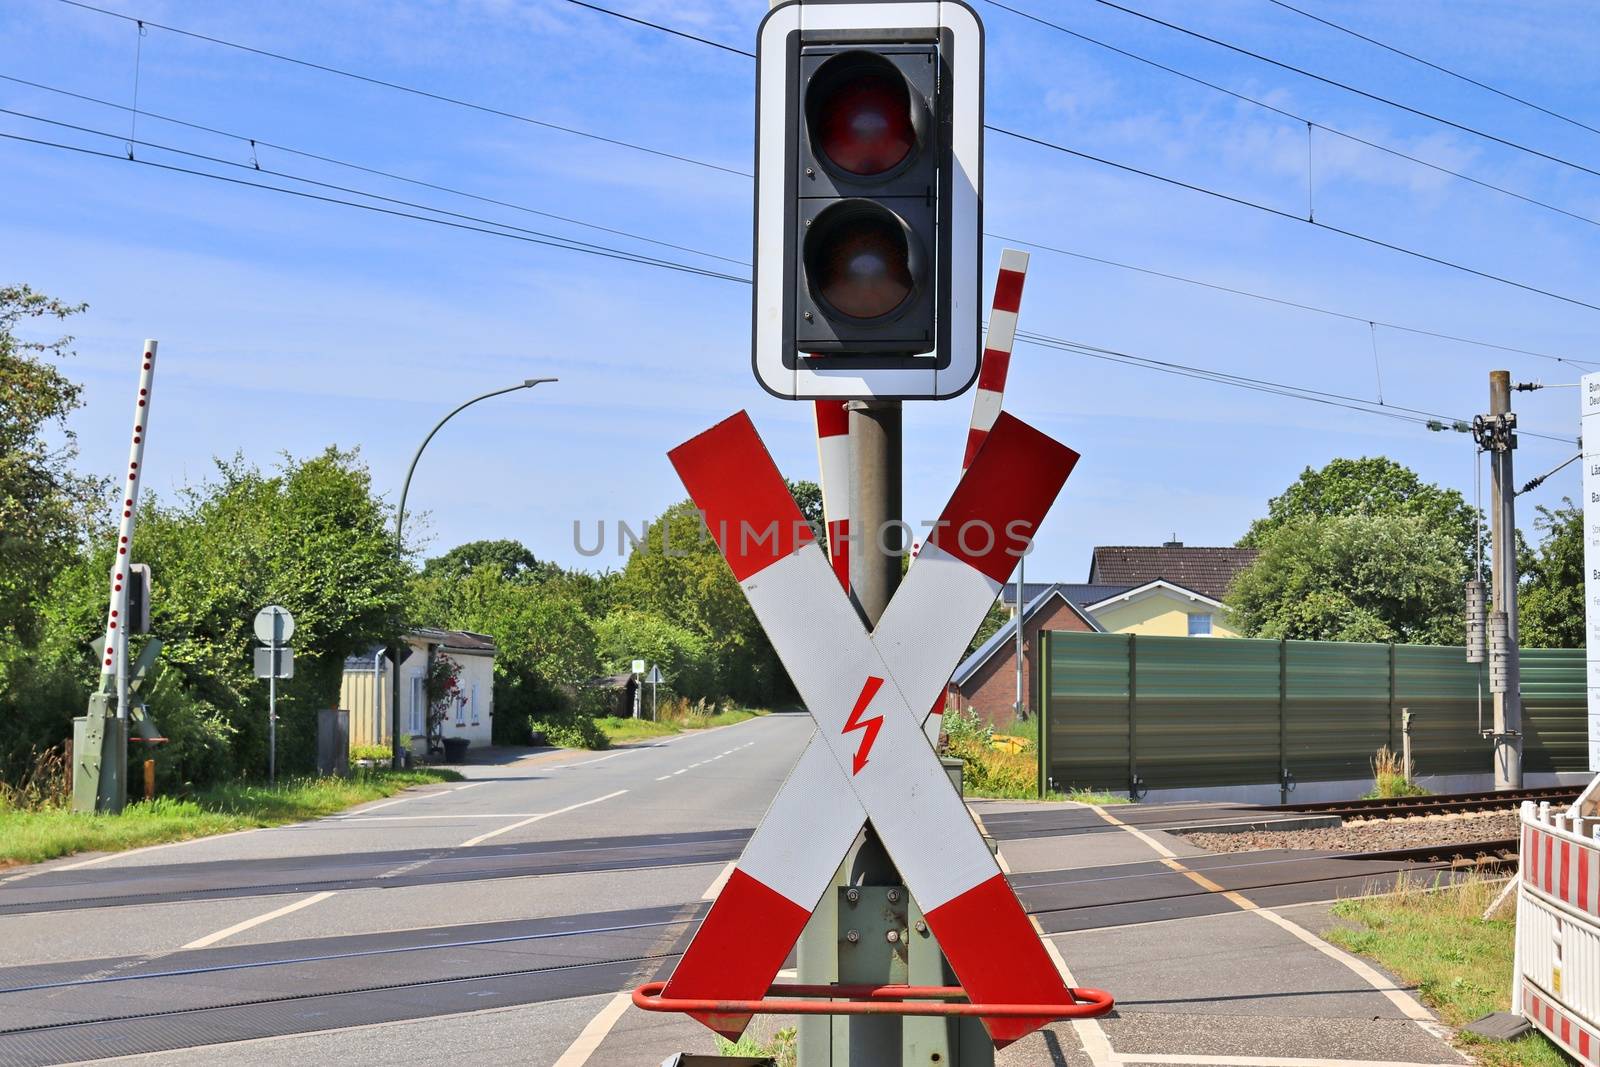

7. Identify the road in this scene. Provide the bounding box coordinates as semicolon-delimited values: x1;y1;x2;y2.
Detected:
0;712;803;1067
0;711;1470;1067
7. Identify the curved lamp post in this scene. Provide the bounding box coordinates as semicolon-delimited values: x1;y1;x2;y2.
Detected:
391;377;557;763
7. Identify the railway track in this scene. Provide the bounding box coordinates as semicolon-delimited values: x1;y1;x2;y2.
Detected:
1276;785;1578;820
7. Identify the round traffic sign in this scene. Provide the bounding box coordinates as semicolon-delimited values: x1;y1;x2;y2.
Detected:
254;604;295;645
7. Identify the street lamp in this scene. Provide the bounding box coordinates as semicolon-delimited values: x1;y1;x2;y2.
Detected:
390;377;556;764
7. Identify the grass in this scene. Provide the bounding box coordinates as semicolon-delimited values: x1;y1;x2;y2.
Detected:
596;704;767;745
0;768;462;868
1361;744;1431;800
1327;876;1565;1066
717;1025;795;1066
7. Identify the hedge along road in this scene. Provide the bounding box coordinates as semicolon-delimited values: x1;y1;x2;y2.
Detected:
0;710;806;1066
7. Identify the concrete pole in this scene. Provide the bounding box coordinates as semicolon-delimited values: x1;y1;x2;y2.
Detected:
1014;547;1026;721
1489;370;1524;788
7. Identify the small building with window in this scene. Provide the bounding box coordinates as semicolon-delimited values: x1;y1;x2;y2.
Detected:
339;628;496;751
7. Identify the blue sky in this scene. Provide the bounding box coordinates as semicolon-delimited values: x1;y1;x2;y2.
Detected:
4;0;1598;581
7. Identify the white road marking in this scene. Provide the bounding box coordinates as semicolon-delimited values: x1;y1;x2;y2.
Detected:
655;775;672;782
702;860;736;901
453;782;485;791
1036;922;1115;1067
181;891;335;950
459;791;628;847
562;752;625;768
672;769;687;775
340;796;416;816
1251;907;1436;1022
550;990;632;1067
48;828;263;872
337;813;547;821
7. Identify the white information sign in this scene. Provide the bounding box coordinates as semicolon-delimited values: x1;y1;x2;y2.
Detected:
1581;374;1600;771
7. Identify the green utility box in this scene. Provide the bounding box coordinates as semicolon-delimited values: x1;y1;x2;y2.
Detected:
71;694;126;814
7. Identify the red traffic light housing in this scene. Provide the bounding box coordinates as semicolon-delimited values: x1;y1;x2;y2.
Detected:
754;1;983;401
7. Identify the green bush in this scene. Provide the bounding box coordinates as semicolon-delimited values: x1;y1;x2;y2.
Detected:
529;714;609;750
349;744;393;762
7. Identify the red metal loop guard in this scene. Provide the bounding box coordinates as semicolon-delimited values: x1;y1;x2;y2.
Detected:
633;981;1115;1019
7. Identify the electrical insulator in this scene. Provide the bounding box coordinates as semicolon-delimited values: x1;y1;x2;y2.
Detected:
1488;610;1510;694
1464;580;1486;664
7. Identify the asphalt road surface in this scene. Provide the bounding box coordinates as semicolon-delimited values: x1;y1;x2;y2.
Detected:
0;712;1470;1067
0;712;805;1067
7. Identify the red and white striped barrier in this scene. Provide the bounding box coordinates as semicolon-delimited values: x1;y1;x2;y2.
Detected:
98;339;157;693
1517;795;1600;1059
661;411;1079;1048
963;249;1028;471
813;399;850;592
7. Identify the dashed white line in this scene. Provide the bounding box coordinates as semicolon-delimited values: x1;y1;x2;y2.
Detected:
46;828;264;872
181;891;336;950
458;790;628;847
562;752;626;768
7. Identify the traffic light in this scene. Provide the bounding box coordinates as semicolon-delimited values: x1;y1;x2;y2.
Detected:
126;563;151;634
754;0;983;401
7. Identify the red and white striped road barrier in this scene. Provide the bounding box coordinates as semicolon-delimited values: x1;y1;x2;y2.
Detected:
963;249;1029;471
813;399;850;592
1516;794;1600;1060
661;411;1081;1048
98;340;158;688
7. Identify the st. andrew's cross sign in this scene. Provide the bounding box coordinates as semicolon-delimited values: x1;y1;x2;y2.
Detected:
657;410;1084;1047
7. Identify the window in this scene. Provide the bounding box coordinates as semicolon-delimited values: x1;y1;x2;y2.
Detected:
409;673;425;734
455;691;466;725
470;683;480;725
1188;613;1213;637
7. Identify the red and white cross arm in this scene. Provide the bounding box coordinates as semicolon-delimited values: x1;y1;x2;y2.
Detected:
663;412;1079;1048
813;399;850;592
98;339;158;691
963;249;1029;471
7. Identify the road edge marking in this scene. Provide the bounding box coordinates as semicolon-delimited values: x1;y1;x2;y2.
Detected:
551;990;633;1067
181;891;336;950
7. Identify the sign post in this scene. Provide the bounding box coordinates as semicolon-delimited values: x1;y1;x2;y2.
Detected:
645;664;664;721
254;605;296;784
1581;375;1600;771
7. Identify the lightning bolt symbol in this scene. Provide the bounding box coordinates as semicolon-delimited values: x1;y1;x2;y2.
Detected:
842;676;885;775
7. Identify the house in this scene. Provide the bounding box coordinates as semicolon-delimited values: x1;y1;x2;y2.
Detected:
1078;540;1257;637
948;584;1100;726
339;628;497;751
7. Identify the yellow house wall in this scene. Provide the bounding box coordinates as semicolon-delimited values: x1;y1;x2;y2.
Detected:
1089;594;1240;637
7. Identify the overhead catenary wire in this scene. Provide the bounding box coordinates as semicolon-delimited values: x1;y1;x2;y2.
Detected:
978;0;1600;231
1264;0;1600;140
0;130;749;284
12;125;1579;448
52;0;752;179
44;0;1600;316
0;74;748;267
985;235;1597;370
1079;0;1600;184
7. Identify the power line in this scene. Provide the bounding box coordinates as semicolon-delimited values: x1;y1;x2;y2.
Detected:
988;235;1599;370
1080;0;1600;183
557;0;755;58
0;74;748;267
1012;328;1578;445
52;0;752;179
979;0;1600;231
990;124;1600;314
0;130;750;284
1265;0;1600;139
14;125;1577;447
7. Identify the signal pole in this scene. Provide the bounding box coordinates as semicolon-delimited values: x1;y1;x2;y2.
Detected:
1483;370;1523;788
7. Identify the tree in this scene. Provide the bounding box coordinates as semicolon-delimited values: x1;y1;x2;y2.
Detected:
420;539;554;584
595;608;714;699
1241;457;1478;574
1519;498;1582;648
611;499;792;705
0;285;103;645
1227;513;1466;644
24;448;410;784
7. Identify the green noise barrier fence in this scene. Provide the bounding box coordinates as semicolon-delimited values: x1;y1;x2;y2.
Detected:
1036;631;1585;798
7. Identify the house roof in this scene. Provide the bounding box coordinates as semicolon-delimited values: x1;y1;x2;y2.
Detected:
342;628;497;670
952;585;1102;686
1087;543;1257;600
1002;581;1135;608
1081;578;1225;612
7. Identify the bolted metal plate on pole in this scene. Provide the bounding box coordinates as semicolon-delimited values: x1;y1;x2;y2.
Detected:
254;604;295;645
254;646;294;679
